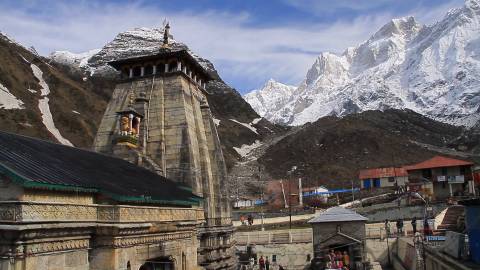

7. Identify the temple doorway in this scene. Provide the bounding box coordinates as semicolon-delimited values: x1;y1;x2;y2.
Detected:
139;256;175;270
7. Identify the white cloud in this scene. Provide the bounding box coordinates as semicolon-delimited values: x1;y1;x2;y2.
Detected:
283;0;394;13
0;0;465;93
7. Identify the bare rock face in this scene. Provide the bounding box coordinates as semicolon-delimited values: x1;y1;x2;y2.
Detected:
247;1;480;128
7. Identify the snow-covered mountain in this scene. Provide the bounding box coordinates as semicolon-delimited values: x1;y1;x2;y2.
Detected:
49;49;100;69
247;0;480;127
244;79;296;118
50;27;216;77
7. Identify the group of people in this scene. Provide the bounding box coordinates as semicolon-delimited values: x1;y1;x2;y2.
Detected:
325;250;350;270
384;217;432;237
240;214;254;226
258;256;271;270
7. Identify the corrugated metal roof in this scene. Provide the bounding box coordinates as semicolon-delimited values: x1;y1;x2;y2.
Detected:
404;156;474;171
358;167;408;179
308;207;367;223
0;131;199;206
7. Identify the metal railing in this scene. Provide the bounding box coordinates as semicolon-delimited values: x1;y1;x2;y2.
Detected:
235;229;312;245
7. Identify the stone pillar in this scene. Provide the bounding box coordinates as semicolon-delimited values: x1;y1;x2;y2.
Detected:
188;71;192;78
193;75;197;83
153;65;157;74
299;178;303;206
129;68;133;78
177;61;182;72
165;63;169;73
129;114;133;135
140;67;145;76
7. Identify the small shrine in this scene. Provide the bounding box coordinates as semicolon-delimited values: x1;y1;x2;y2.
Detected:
114;92;143;148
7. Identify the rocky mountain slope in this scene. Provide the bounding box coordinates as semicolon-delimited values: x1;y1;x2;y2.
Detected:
0;33;109;147
247;0;480;127
258;109;479;188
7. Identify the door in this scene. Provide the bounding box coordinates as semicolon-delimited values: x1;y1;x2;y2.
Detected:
363;179;371;189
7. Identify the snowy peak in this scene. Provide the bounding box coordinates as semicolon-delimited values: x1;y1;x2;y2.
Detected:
244;79;296;118
245;0;480;127
261;79;296;94
49;49;100;68
466;0;480;10
371;16;420;42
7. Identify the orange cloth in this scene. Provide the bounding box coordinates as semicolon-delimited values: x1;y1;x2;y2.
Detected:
343;254;350;266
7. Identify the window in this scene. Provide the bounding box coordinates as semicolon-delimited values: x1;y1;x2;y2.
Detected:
441;167;447;175
388;177;395;182
460;166;466;175
132;66;142;77
144;65;153;76
306;254;311;261
156;64;165;74
272;255;277;262
422;169;432;179
373;178;381;188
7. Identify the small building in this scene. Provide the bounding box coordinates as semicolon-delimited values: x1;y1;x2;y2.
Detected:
404;156;475;201
358;167;408;189
233;196;257;209
264;179;301;209
474;165;480;190
308;207;368;270
302;186;330;205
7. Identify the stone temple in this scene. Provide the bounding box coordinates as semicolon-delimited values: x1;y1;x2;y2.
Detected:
93;24;235;270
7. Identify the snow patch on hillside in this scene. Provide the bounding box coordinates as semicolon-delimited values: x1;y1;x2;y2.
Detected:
30;63;73;146
233;140;263;157
251;118;262;125
0;82;24;109
213;118;221;126
229;119;258;134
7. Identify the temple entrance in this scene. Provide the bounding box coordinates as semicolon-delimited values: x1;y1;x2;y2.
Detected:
139;257;175;270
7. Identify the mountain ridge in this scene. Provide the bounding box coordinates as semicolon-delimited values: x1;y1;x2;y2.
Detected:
245;0;480;128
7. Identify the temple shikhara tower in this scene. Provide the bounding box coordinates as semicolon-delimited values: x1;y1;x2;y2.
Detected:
93;24;235;269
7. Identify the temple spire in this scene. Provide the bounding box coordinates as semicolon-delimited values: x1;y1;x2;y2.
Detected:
163;22;170;47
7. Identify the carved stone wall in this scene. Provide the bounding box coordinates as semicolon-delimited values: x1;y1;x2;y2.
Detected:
0;201;200;270
0;201;203;223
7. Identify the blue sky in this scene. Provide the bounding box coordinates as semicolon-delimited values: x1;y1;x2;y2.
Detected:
0;0;465;94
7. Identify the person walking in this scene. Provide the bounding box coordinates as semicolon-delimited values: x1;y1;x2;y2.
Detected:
247;214;253;226
399;218;404;235
411;217;417;235
265;256;270;270
384;219;390;237
424;217;430;236
259;256;265;270
395;219;402;235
